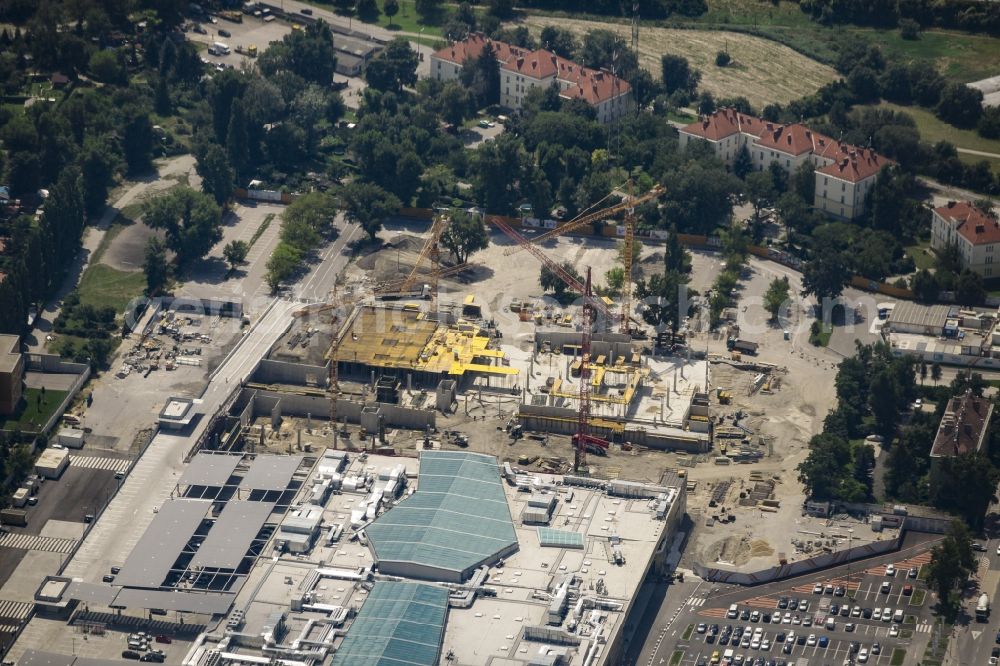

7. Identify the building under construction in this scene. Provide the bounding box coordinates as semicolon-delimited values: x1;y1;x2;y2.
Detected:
328;303;519;391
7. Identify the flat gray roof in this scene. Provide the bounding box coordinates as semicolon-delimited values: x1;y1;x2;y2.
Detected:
189;501;275;569
179;453;241;487
111;588;233;614
18;652;129;666
240;455;303;491
889;302;954;329
115;499;210;588
64;581;118;606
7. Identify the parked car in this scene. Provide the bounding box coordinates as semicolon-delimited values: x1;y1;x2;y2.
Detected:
885;564;896;576
218;28;231;37
121;652;141;661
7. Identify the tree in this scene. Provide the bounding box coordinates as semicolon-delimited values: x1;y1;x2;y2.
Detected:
438;81;475;126
365;38;418;93
461;41;501;106
733;145;753;180
931;362;942;384
956;269;985;306
284;191;339;236
340;182;401;241
911;269;939;302
195;143;235;206
697;91;716;115
141;187;223;264
661;54;697;94
764;276;790;321
801;251;850;303
226;100;249;182
797;432;851;500
926;521;976;608
847;65;880;102
936;82;984;129
869;368;901;439
79;137;120;216
488;0;515;18
357;0;380;20
745;171;775;220
223;240;249;274
540;261;581;300
715;50;731;67
384;0;399;25
540;26;576;58
933;453;1000;530
919;360;928;384
440;211;489;263
415;0;442;20
122;109;154;175
898;18;920;39
265;242;303;291
604;266;625;296
144;237;169;295
88;49;125;84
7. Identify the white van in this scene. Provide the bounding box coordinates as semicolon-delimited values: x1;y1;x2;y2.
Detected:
727;604;739;619
826;617;836;630
892;608;904;623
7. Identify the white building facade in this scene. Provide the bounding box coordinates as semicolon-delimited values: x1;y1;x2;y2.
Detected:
931;200;1000;278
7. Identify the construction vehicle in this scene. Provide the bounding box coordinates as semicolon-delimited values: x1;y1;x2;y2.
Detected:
235;44;257;57
727;338;759;355
717;389;732;404
219;10;243;22
572;433;610;456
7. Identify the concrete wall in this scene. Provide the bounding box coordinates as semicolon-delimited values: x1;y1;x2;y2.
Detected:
161;296;243;319
253;359;329;387
517;404;709;453
692;532;903;585
244;390;435;431
533;331;634;361
25;354;89;375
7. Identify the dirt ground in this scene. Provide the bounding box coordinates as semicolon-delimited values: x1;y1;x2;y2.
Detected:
520;16;838;108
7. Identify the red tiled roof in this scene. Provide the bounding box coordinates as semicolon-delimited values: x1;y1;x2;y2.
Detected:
502;51;558;79
558;65;631;105
931;390;992;458
431;32;530;67
436;36;630;105
756;123;826;156
815;147;888;183
934;201;1000;245
678;108;773;141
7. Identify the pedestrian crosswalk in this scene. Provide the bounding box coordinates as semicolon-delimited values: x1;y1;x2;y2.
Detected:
689;597;707;607
69;454;130;474
0;600;32;621
915;623;932;633
0;532;77;554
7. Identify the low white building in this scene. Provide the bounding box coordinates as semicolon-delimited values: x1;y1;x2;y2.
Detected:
930;201;1000;278
677;108;890;220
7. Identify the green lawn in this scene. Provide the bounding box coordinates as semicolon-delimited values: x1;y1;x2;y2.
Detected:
91;216;134;265
77;264;146;313
959;152;1000;175
905;240;936;271
681;624;694;640
910;588;926;606
889;648;906;666
809;321;832;347
670;651;685;666
369;0;443;36
0;389;69;434
874;102;1000;156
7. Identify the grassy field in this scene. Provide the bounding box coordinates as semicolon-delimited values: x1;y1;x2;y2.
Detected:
874;102;1000;156
905;240;935;271
523;15;837;107
0;389;68;433
77;264;146;313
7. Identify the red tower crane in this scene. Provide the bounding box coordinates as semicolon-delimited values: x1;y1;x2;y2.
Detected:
488;217;608;471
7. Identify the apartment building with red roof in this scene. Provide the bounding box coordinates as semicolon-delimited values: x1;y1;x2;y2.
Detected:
430;34;633;124
931;200;1000;278
678;108;891;220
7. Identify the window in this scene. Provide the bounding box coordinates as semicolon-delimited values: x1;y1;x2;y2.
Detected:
988;255;994;264
824;177;828;185
823;190;827;198
989;267;994;276
840;195;844;204
842;183;846;192
840;207;844;216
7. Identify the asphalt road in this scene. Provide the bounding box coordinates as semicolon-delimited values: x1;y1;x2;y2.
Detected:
957;536;1000;666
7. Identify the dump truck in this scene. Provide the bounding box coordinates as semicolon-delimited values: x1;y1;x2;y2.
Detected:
235;44;257;57
219;10;243;22
726;337;759;355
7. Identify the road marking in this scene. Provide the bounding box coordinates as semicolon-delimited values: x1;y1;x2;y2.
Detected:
0;600;32;621
69;454;130;474
688;598;706;607
0;532;76;554
972;630;982;640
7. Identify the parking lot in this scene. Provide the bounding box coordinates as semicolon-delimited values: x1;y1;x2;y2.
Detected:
648;546;941;666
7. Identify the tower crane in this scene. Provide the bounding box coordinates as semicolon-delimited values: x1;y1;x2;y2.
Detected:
488;216;615;323
504;183;665;256
374;214;450;299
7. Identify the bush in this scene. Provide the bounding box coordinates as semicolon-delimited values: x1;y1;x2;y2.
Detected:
898;18;920;39
715;51;731;67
